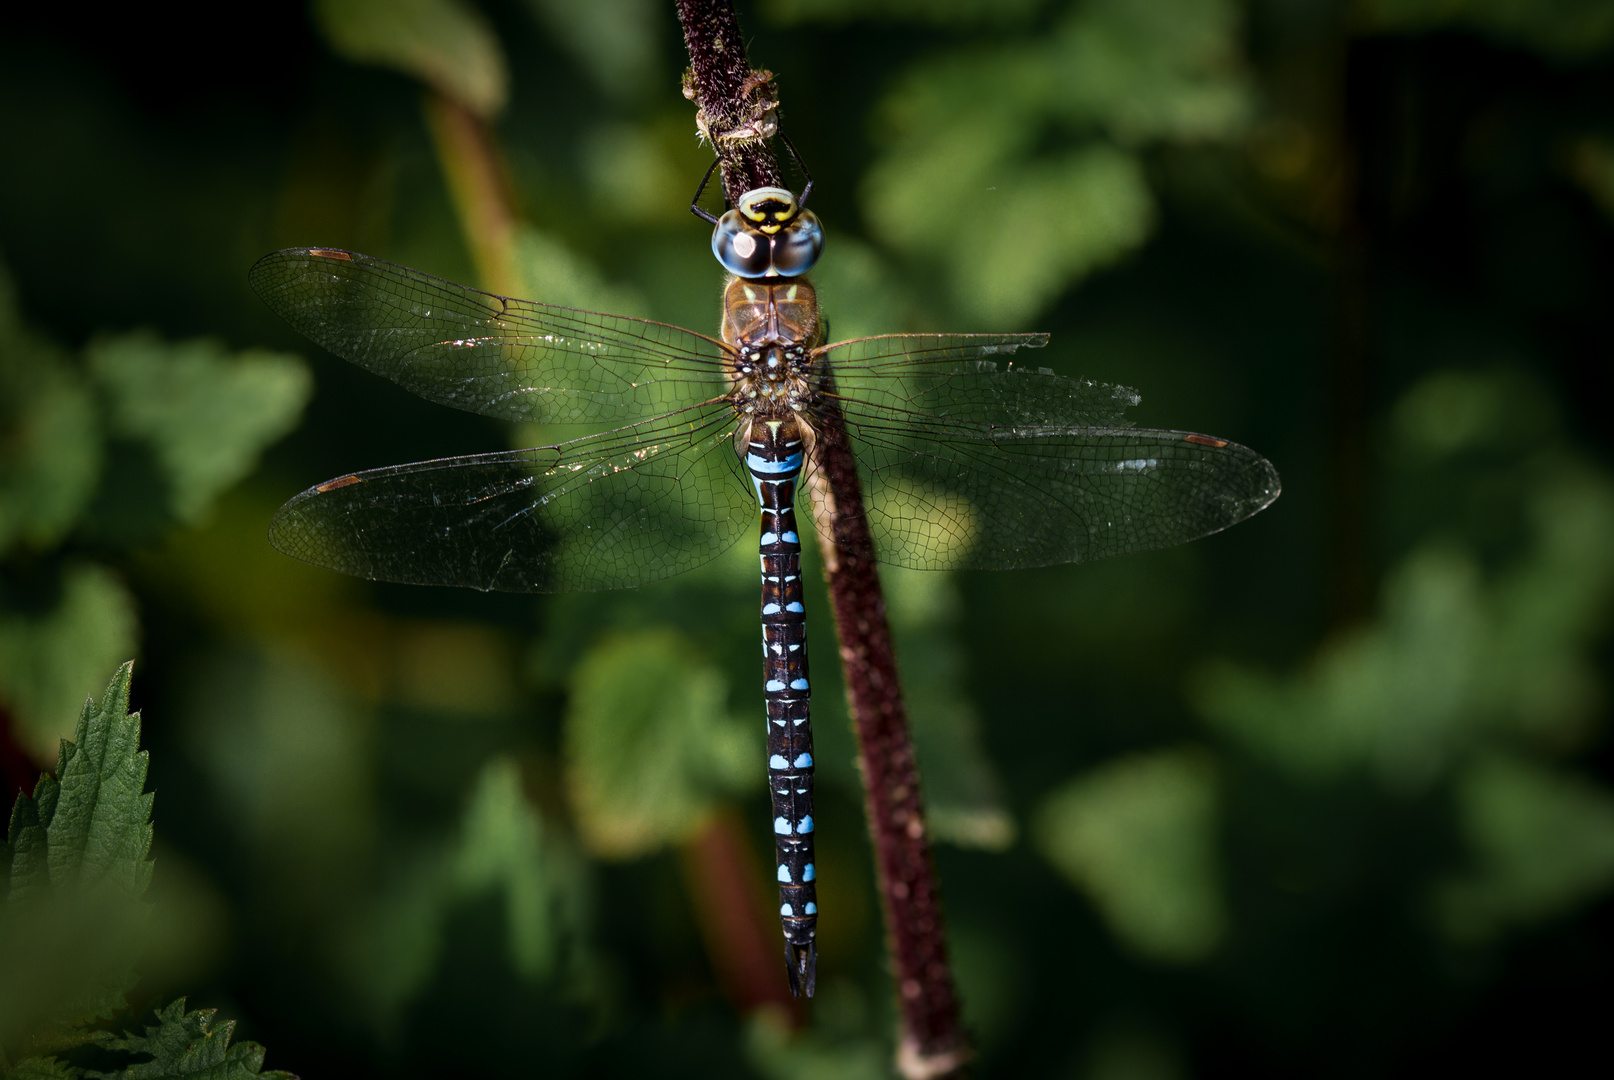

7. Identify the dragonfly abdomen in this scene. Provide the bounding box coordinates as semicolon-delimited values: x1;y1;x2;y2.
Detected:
747;415;818;998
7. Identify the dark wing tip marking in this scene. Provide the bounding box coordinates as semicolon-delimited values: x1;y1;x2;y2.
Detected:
306;248;354;261
1184;433;1228;448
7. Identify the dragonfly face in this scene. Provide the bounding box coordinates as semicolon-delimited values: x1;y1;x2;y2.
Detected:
712;185;824;278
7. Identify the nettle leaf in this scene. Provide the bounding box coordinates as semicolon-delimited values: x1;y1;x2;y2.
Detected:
44;664;154;897
565;629;754;858
7;1055;84;1079
87;998;295;1080
2;663;154;1046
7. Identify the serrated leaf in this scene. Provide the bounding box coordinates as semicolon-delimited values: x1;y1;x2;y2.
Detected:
565;629;754;858
88;998;294;1080
8;1055;83;1079
1;663;154;1042
314;0;507;117
46;664;153;897
0;564;140;762
85;332;310;528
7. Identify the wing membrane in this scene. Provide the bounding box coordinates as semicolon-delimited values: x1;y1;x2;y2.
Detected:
815;336;1279;569
269;404;754;592
249;248;732;424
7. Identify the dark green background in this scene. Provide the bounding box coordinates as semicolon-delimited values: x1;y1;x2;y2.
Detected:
3;0;1611;1076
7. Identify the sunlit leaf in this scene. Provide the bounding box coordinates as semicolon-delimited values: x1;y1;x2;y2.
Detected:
1036;749;1225;963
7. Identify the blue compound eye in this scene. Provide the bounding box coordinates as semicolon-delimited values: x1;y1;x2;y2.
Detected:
713;210;773;277
770;210;823;278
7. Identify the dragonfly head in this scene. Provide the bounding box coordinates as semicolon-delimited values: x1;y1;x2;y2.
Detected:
713;187;823;279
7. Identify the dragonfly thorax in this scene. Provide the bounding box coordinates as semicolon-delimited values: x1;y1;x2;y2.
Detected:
722;276;821;421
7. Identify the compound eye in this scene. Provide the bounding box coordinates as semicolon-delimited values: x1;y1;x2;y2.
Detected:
769;210;824;278
713;210;773;277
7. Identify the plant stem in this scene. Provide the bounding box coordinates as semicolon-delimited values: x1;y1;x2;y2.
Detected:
675;2;969;1074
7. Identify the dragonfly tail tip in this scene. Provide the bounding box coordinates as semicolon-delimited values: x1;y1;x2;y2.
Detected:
784;942;817;999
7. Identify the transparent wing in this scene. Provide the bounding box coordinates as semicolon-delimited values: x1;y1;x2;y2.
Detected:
812;335;1281;570
268;403;755;592
249;248;732;424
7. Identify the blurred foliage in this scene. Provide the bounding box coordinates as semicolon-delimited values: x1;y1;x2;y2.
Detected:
3;0;1612;1076
1036;749;1225;962
1;665;290;1079
316;0;509;118
0;264;308;756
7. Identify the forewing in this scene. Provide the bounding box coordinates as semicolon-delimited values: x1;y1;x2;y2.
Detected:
268;404;754;592
814;336;1280;569
249;248;731;424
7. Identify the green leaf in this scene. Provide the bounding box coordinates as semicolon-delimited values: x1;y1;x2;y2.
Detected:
1432;754;1614;940
1194;420;1614;787
862;0;1249;322
44;664;153;897
0;565;140;760
87;998;294;1080
338;757;593;1028
2;663;153;1046
565;629;753;857
85;332;310;529
1036;749;1225;963
8;1055;84;1080
0;313;102;555
314;0;508;117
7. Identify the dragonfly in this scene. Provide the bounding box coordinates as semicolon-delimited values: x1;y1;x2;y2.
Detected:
249;154;1280;1000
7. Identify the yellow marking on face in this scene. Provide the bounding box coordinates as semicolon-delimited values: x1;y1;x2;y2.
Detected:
744;285;760;302
785;284;799;301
